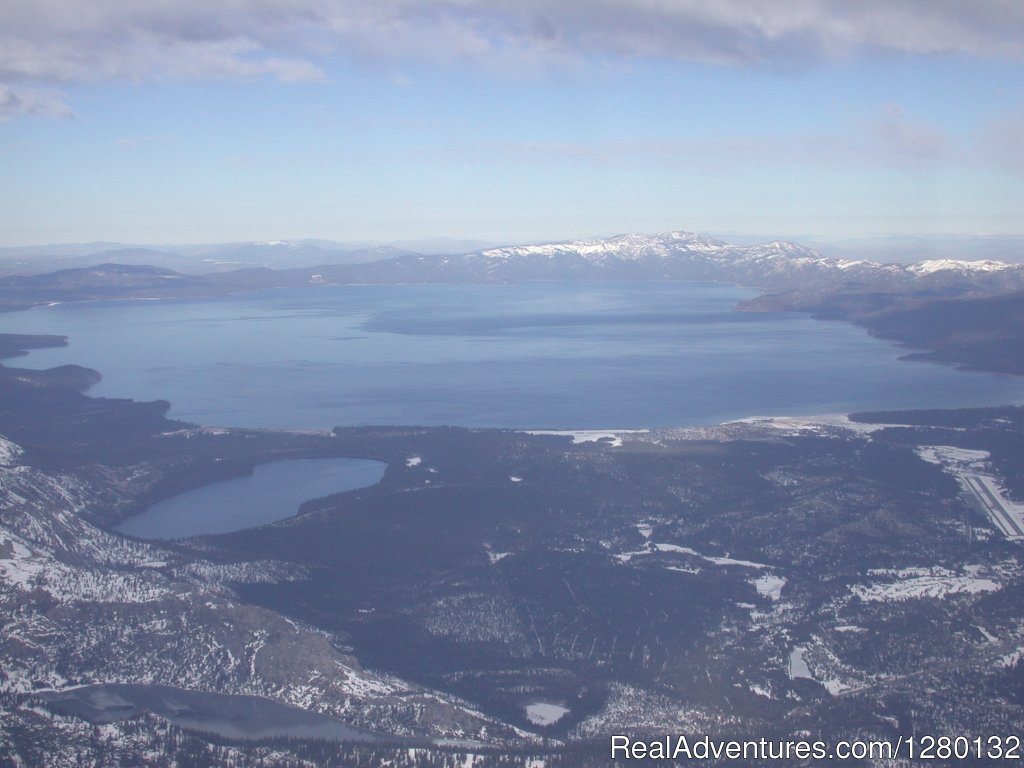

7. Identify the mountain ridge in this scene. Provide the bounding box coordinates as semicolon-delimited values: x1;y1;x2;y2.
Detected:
4;230;1024;377
4;230;1023;307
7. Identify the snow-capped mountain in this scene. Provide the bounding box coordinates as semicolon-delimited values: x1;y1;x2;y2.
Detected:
403;230;1024;294
480;230;729;261
475;230;992;277
4;230;1024;314
907;258;1018;276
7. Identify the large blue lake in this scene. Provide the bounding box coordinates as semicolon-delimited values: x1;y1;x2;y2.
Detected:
7;282;1024;429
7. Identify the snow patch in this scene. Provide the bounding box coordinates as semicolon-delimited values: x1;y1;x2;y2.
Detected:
522;429;648;448
0;536;38;589
917;445;990;466
787;645;855;696
653;543;768;569
822;679;853;695
852;568;1000;602
524;702;569;726
665;565;701;574
732;413;914;436
973;624;998;643
0;533;167;603
336;662;402;697
788;647;813;680
909;258;1013;275
999;649;1024;668
616;542;768;569
753;574;786;600
0;436;23;467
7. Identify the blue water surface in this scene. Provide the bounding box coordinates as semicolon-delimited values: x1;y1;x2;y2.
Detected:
116;457;385;539
6;281;1023;430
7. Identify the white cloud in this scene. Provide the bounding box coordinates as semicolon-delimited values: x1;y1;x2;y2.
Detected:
0;84;73;121
317;1;1024;68
3;1;1022;81
0;1;1022;118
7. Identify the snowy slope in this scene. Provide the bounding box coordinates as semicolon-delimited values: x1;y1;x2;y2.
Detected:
474;230;1022;289
0;438;530;744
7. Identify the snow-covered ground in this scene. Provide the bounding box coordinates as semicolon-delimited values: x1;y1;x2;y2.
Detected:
731;413;915;436
852;567;1000;602
917;445;990;466
752;574;786;601
788;647;813;680
917;445;1024;539
0;435;23;466
615;541;769;569
0;456;532;747
788;643;856;696
524;702;569;726
651;412;928;443
522;429;648;447
909;259;1014;275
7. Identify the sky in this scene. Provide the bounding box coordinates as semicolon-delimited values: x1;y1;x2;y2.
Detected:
1;1;1023;247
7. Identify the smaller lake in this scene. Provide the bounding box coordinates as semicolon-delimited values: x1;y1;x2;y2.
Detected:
41;684;380;743
117;457;386;539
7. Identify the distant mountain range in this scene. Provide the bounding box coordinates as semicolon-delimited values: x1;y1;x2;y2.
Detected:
0;238;500;276
3;230;1022;304
4;230;1021;277
4;232;1024;762
794;233;1024;264
3;229;1024;376
431;231;1024;293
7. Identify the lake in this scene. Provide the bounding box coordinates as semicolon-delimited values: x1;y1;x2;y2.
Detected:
116;457;386;539
41;684;380;742
6;281;1024;430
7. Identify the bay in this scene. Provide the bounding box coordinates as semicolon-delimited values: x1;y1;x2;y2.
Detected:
6;281;1023;430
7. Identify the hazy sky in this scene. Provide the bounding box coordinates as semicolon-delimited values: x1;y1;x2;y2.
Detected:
1;1;1022;246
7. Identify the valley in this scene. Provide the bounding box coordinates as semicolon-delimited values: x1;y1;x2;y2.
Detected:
2;330;1023;765
6;0;1023;762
